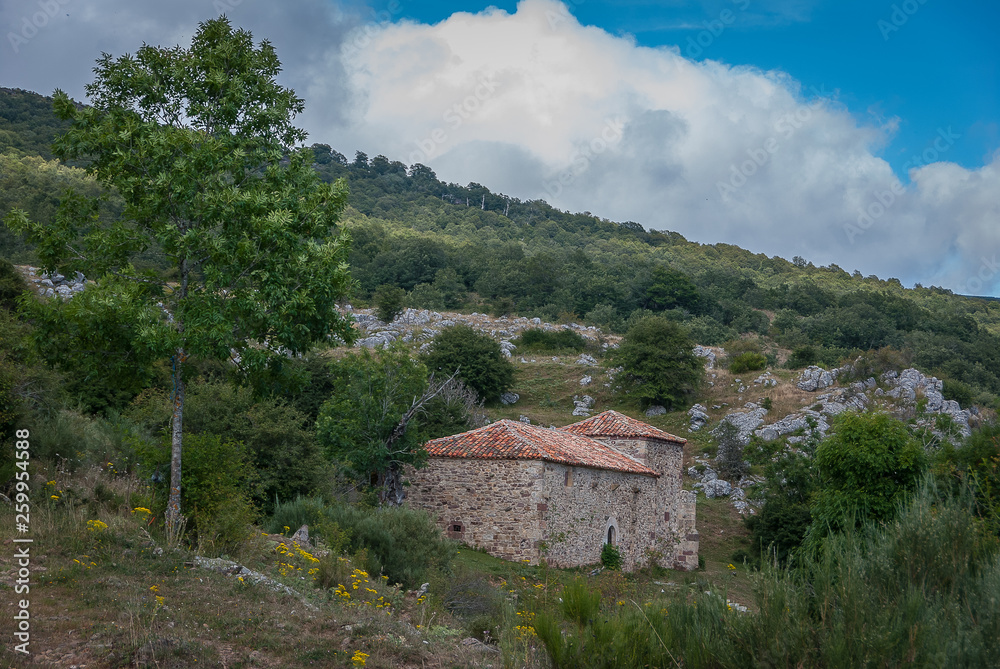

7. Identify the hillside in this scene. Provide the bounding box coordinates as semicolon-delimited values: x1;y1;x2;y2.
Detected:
2;85;1000;668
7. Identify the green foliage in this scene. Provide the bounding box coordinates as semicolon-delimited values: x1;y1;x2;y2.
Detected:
644;265;700;312
808;412;927;548
538;482;1000;669
3;18;356;529
728;351;767;374
0;88;74;159
0;258;27;311
373;283;406;323
787;345;818;369
140;432;259;552
423;324;514;404
316;346;429;482
600;542;623;570
18;275;164;412
943;378;976;407
267;496;453;587
126;381;324;512
515;327;586;352
612;317;702;410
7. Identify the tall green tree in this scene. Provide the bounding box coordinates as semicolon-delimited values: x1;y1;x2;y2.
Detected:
317;346;462;506
4;18;354;534
611;316;702;409
807;412;926;548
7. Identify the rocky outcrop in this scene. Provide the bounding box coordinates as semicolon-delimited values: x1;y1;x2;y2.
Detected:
693;345;720;369
713;403;768;445
796;365;844;391
687;403;709;431
22;267;88;299
572;395;595;417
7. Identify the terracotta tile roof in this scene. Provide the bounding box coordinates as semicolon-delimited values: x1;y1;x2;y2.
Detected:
561;410;687;444
423;420;658;476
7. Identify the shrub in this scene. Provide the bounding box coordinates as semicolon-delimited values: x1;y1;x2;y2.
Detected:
611;317;702;409
728;352;767;373
600;542;622;570
0;258;27;312
267;497;454;587
139;432;259;553
943;378;976;407
373;283;406;323
515;328;586;352
423;324;515;404
807;412;926;549
127;381;325;512
787;345;818;369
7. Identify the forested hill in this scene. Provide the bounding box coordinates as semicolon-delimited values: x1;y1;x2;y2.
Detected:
3;86;1000;408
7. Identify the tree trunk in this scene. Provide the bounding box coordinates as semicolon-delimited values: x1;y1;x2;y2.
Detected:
378;463;406;507
166;347;184;533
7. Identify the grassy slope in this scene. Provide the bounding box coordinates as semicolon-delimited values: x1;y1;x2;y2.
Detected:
1;345;772;669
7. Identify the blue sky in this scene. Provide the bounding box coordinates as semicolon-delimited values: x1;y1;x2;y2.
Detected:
388;0;999;181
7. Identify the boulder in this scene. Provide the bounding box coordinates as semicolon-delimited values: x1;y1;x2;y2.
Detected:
645;405;666;417
500;392;520;406
703;479;732;498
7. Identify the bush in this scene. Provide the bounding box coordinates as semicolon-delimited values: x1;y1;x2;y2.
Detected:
728;352;767;373
423;324;515;404
267;497;454;587
807;412;926;549
943;378;976;407
373;283;406;323
0;258;27;312
600;542;622;570
139;432;259;553
127;382;326;512
787;345;818;369
515;328;586;352
611;317;702;409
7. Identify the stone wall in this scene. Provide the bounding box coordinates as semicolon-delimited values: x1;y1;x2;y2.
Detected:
540;462;660;571
589;437;697;570
405;458;546;564
405;438;698;572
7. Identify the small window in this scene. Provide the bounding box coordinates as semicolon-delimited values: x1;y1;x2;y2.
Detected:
452;524;463;533
564;469;573;487
607;525;616;545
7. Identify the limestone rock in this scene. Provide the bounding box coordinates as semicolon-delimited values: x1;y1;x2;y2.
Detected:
500;392;520;406
703;479;732;498
580;375;593;387
687;403;709;431
645;405;666;417
576;354;598;367
796;365;839;392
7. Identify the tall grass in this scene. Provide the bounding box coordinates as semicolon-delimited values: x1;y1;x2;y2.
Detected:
535;478;1000;668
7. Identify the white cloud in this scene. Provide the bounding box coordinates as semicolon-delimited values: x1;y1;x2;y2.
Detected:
329;0;998;295
2;0;996;294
